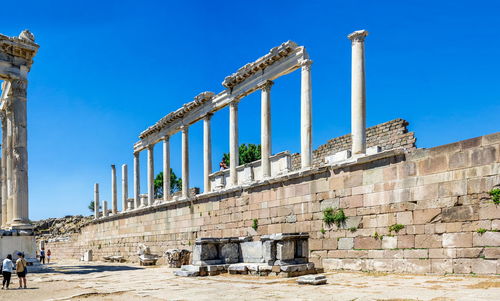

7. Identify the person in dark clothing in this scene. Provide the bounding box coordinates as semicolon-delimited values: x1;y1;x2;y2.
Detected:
40;248;46;264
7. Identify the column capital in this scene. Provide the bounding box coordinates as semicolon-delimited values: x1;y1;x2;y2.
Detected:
7;79;28;98
257;80;274;92
180;125;189;133
203;112;213;121
299;59;313;71
162;135;170;142
348;29;369;43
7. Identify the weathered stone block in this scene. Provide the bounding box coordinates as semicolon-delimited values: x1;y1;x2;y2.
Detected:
354;237;381;250
453;259;472;274
338;238;354;250
484;248;500;259
431;259;453;274
403;249;428;259
240;241;264;263
443;233;472;248
397;235;415;249
413;208;441;224
471;146;496;166
449;151;469;169
429;248;456;259
396;211;413;225
415;234;442;248
441;206;478;222
276;241;295;261
262;240;276;264
473;232;500;247
381;236;397;249
456;247;483;258
471;259;497;274
193;243;218;261
220;243;239;264
296;239;309;258
297;274;327;285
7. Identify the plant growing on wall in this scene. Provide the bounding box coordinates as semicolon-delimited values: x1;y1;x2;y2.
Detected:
388;224;405;233
323;207;348;228
252;219;259;231
489;188;500;205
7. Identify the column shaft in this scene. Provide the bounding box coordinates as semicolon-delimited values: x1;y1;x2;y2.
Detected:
121;164;128;211
5;113;12;226
94;183;100;218
163;137;170;202
111;165;117;214
261;81;273;178
181;127;189;198
147;145;155;205
229;101;239;186
203;115;212;192
300;60;313;169
349;30;368;155
1;116;7;228
133;152;140;208
103;201;108;217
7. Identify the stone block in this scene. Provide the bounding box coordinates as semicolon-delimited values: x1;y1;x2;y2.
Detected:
381;236;397;249
443;233;472;248
456;248;483;258
428;248;456;259
193;243;218;261
220;243;239;264
297;274;327;285
296;239;309;258
401;259;431;274
484;248;500;259
453;259;472;274
344;216;362;229
403;249;428;259
262;240;276;264
338;238;354;250
366;146;381;155
473;232;500;247
354;237;381;250
397;235;415;249
413;208;441;224
431;259;453;274
396;211;413;225
325;150;351;164
276;241;295;261
479;204;500;220
322;258;342;270
471;146;496;166
471;259;497;274
449;151;469;169
441;206;478;222
415;234;442;248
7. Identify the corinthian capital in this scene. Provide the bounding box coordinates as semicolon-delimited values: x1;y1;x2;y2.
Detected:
299;59;313;71
8;79;27;98
348;30;369;43
257;80;274;92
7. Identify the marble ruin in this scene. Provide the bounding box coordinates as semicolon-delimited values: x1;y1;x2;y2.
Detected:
0;30;39;259
93;30;371;218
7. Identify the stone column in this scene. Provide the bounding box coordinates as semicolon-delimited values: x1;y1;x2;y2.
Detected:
133;152;141;208
300;59;313;169
121;164;128;211
1;115;7;228
9;79;30;228
203;114;212;192
5;112;13;226
181;126;189;198
103;201;108;217
94;183;100;218
348;30;369;155
260;81;273;178
111;164;117;214
163;136;170;202
147;145;155;205
229;100;239;186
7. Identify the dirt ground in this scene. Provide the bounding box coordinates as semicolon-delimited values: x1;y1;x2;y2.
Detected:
0;260;499;301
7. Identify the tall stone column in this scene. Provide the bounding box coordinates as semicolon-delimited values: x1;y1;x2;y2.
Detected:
348;30;369;155
133;152;141;208
5;112;13;226
1;115;7;228
103;201;108;217
94;183;100;218
181;126;189;198
147;145;155;205
203;114;212;192
9;79;30;229
300;59;313;169
111;164;117;214
163;136;170;202
229;100;239;186
260;81;273;178
121;164;128;211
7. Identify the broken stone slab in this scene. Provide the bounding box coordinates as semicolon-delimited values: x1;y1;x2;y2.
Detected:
280;264;308;272
228;263;248;274
297;274;327;285
164;249;191;268
173;270;198;277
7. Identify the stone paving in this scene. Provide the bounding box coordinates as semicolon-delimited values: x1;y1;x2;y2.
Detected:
0;261;499;300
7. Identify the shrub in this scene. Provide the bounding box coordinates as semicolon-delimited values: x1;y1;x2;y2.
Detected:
252;219;259;231
489;188;500;204
388;224;405;233
323;207;348;228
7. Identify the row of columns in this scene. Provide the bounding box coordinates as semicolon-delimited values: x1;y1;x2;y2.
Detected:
0;79;31;229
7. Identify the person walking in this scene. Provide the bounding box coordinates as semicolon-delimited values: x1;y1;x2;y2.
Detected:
16;253;27;289
1;254;14;289
40;247;45;264
47;249;52;264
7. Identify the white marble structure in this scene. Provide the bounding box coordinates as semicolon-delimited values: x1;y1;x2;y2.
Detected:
0;30;39;229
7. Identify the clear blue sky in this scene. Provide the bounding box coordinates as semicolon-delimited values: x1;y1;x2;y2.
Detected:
2;1;499;220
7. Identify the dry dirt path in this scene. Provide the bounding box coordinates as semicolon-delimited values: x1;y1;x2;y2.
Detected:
0;260;498;301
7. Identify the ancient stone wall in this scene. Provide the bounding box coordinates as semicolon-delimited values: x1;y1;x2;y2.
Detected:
291;119;416;170
45;132;500;275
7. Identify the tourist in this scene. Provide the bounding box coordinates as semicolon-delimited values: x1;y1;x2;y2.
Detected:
40;247;46;264
1;254;14;290
219;159;228;170
47;249;52;264
15;253;27;289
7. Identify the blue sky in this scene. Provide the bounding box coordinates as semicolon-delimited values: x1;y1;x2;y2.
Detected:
1;0;499;220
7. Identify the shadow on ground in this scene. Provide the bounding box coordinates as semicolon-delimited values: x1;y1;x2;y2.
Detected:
31;265;143;275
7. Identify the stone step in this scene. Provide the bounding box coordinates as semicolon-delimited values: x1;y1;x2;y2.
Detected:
297;274;327;285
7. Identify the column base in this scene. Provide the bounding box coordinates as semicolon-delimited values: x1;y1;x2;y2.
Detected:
10;220;34;231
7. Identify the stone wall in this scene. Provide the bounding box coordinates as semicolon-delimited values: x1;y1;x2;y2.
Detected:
291;118;416;170
45;131;500;275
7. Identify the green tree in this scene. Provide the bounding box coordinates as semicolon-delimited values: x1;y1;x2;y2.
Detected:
88;200;101;213
222;144;261;167
154;168;182;198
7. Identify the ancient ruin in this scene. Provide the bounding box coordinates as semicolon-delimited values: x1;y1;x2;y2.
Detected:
39;30;499;276
0;30;39;260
